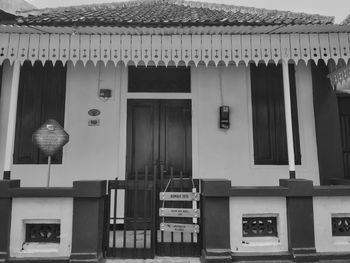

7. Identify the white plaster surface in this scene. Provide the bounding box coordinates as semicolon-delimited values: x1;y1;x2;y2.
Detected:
10;198;73;258
230;197;288;253
314;196;350;252
0;62;320;186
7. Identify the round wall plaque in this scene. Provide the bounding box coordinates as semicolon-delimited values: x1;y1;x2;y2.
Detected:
88;109;101;116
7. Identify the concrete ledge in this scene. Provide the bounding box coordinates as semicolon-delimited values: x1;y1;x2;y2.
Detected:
201;249;231;263
230;186;288;196
69;252;105;263
8;188;73;197
73;181;107;198
291;248;319;262
201;179;231;197
279;179;314;196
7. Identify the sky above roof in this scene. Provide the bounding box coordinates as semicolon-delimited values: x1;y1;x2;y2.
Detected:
25;0;349;23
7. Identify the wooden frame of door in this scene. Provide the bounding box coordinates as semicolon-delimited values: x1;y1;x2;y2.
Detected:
117;66;199;181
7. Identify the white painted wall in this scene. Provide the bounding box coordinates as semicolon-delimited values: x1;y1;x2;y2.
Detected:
314;196;350;252
193;62;319;186
0;61;319;186
10;197;73;258
1;61;122;186
230;196;288;252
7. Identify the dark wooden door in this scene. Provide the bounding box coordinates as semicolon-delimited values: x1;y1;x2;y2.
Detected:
338;95;350;179
126;99;193;255
126;99;192;177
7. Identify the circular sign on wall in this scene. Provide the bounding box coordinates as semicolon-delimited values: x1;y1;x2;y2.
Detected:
88;109;101;116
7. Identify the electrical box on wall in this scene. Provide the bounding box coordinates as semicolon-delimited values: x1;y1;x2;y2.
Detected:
99;89;112;98
219;106;230;129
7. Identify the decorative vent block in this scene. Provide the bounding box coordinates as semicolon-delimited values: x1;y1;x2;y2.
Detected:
25;223;60;243
242;217;278;237
332;217;350;236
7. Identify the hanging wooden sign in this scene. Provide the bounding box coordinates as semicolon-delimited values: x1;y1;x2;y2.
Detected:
159;192;200;201
159;208;200;218
160;223;200;233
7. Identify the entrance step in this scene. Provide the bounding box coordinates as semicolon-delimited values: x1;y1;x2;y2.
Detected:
105;257;200;263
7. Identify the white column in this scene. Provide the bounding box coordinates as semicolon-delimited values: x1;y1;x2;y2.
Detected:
282;59;296;179
3;60;20;179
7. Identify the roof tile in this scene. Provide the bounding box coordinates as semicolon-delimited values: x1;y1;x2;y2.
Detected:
16;0;335;27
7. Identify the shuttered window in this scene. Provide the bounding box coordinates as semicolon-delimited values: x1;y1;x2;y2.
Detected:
14;61;66;164
250;63;301;165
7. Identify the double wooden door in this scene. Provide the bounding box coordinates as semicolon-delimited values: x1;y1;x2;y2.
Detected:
126;99;192;177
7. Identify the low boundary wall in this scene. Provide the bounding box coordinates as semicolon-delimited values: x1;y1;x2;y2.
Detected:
0;180;106;263
201;179;350;263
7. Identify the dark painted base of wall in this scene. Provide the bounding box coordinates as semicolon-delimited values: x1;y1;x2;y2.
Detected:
319;252;350;261
3;255;105;263
232;252;292;262
7;258;69;263
230;252;350;262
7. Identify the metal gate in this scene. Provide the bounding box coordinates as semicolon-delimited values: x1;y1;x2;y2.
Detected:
103;165;201;259
156;169;201;257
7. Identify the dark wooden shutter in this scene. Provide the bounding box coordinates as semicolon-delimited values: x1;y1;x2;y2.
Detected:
251;63;301;165
0;65;3;97
14;61;66;164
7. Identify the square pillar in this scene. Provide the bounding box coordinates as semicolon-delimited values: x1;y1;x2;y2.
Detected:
0;180;20;262
200;179;231;263
70;181;106;263
280;179;318;262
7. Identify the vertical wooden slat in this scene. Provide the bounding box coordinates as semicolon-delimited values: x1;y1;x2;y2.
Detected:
112;180;117;255
123;178;128;251
170;167;174;244
134;169;138;249
105;182;112;257
160;164;164;246
152;165;157;257
144;165;148;254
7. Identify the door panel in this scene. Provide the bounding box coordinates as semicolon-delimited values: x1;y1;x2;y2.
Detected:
127;101;159;176
160;100;192;177
338;95;350;179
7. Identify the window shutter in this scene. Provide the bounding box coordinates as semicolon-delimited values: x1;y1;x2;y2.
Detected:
14;61;66;164
251;63;301;165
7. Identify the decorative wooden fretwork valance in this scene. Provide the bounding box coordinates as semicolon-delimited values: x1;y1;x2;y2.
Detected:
0;33;349;66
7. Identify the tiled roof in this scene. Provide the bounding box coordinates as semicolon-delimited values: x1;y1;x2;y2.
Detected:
0;9;17;22
16;0;334;27
342;14;350;25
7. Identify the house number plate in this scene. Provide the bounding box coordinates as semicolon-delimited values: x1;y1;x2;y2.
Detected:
160;223;200;233
159;192;200;201
159;208;200;218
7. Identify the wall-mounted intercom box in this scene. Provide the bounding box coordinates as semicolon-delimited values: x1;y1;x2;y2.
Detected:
219;106;230;129
99;89;112;98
